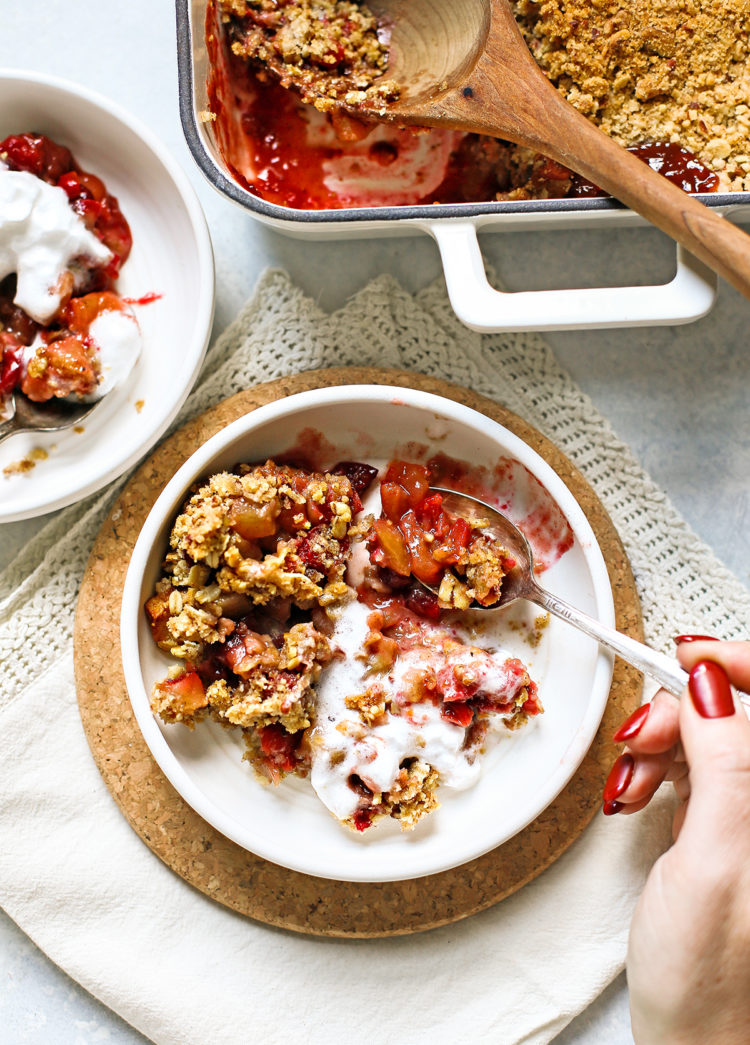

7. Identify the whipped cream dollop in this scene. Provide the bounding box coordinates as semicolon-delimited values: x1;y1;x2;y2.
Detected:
310;598;522;822
85;305;142;399
0;167;112;324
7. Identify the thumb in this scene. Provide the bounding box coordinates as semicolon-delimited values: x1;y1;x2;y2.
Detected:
677;660;750;855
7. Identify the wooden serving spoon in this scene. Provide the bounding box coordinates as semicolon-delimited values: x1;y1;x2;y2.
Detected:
352;0;750;299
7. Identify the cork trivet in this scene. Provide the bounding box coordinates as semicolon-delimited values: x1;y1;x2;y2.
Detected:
74;367;643;939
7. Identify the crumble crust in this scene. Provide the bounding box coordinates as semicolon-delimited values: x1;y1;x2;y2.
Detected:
146;459;359;733
344;759;441;832
220;0;400;113
206;621;331;730
345;684;389;726
514;0;750;190
147;462;358;659
437;532;512;610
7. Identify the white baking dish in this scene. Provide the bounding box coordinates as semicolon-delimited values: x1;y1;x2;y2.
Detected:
176;0;749;331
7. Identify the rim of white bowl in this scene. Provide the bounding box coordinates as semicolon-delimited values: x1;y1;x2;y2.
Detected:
121;385;615;882
0;67;215;521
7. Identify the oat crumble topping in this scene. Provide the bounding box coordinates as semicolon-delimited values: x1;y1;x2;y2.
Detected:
513;0;750;191
220;0;400;113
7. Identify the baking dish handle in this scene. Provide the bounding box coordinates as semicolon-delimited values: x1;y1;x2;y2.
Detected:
428;221;717;332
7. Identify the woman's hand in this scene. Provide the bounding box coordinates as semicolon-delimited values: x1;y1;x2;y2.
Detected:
604;639;750;1045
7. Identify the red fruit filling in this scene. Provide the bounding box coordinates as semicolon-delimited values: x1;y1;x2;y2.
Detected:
440;703;475;728
259;724;302;775
0;133;135;403
18;292;131;402
153;671;208;718
369;460;476;590
434;663;541;727
0;132;132;278
403;585;441;620
0;335;24;397
331;460;378;494
352;807;374;831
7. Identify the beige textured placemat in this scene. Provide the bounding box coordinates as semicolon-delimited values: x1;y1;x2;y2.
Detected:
74;367;643;937
2;270;750;1045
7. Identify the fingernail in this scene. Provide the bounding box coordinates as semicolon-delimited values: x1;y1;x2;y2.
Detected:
603;800;623;816
673;634;718;644
688;660;735;718
603;753;634;803
613;703;650;743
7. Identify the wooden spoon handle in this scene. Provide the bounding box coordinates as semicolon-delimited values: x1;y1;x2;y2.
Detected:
413;0;750;299
532;94;750;300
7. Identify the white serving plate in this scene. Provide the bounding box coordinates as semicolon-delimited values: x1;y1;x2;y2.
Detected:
120;386;615;882
0;70;214;521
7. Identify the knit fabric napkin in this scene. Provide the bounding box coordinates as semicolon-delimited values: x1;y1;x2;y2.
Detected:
2;270;749;1045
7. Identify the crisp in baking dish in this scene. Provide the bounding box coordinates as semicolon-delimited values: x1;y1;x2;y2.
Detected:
176;0;750;331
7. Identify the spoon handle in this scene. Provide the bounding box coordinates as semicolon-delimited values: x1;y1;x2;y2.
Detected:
531;583;750;711
0;412;20;446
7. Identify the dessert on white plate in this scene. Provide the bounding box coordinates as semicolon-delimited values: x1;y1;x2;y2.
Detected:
121;386;615;881
0;70;214;522
0;131;142;415
146;457;542;833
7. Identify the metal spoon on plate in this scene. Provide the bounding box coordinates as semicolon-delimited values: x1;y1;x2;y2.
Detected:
426;487;750;709
0;392;98;447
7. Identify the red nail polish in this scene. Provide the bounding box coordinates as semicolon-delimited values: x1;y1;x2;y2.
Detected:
603;800;623;816
673;634;718;644
688;660;735;718
613;703;650;743
603;753;634;803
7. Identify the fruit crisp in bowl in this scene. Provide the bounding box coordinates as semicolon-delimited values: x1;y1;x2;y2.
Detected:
146;457;542;833
122;385;616;880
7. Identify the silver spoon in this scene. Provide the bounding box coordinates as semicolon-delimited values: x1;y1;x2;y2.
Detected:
428;487;750;708
0;392;99;447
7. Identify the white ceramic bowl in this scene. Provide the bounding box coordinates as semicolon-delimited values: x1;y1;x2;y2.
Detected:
0;69;214;521
121;385;615;882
